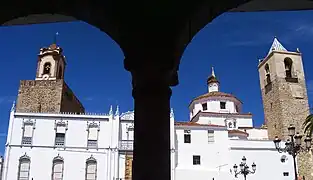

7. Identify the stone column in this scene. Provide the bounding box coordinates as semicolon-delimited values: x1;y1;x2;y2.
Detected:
129;67;172;180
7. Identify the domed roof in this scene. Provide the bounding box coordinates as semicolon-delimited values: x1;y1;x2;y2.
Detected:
192;91;241;103
189;91;242;106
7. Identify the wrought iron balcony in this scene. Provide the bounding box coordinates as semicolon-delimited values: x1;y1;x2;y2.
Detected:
119;140;133;151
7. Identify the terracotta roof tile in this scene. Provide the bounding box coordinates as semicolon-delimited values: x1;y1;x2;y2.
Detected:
192;91;241;102
228;129;249;136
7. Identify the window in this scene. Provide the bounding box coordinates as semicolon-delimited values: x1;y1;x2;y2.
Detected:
202;103;207;111
54;122;67;147
87;122;99;149
208;130;214;143
265;64;270;73
284;58;293;78
55;133;65;146
43;62;51;75
18;154;30;180
283;172;289;176
220;102;226;109
21;120;34;145
86;156;97;180
193;155;201;165
52;155;64;180
280;155;287;163
184;130;191;143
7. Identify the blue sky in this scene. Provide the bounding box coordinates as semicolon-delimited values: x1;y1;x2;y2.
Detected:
1;10;313;153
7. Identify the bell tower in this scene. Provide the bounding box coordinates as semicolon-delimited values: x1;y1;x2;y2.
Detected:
36;43;65;80
258;37;309;140
16;43;85;114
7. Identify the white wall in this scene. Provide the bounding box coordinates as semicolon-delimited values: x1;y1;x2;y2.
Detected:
229;140;294;180
196;116;253;129
2;112;119;180
192;100;239;115
175;126;230;180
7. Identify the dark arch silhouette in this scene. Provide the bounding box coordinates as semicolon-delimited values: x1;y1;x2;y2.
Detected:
3;2;313;180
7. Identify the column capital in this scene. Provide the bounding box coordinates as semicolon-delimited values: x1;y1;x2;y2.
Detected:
130;69;173;100
123;52;179;87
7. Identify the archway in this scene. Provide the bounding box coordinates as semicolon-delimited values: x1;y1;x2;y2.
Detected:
3;1;313;180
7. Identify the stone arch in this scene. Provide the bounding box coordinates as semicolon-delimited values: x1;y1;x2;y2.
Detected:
284;57;293;78
43;62;51;75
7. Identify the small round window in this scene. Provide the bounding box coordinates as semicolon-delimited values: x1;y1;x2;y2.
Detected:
280;155;288;163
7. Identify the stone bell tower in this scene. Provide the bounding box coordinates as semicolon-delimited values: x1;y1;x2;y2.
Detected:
15;43;85;114
258;37;309;140
258;37;313;180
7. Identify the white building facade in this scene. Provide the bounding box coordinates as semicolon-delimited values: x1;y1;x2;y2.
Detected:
2;39;302;180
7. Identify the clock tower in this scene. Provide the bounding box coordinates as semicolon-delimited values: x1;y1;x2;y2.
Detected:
15;43;85;114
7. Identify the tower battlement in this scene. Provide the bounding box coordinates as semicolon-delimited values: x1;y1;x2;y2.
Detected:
16;79;84;113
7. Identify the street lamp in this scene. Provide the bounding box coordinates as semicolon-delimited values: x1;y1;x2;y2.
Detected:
233;156;256;180
273;124;312;180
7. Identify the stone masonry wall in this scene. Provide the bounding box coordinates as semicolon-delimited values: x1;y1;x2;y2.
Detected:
16;80;63;113
261;76;313;179
16;79;85;114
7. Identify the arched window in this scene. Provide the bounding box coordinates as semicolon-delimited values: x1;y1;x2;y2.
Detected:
265;64;270;73
18;153;31;180
265;64;271;84
52;155;64;180
43;62;51;75
228;122;233;128
284;58;293;78
86;156;97;180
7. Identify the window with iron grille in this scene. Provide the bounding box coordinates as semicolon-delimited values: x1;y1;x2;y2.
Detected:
87;140;98;148
55;133;65;146
87;124;99;149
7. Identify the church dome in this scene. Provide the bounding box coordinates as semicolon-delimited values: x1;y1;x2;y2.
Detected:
193;91;239;101
190;91;242;106
188;67;243;117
